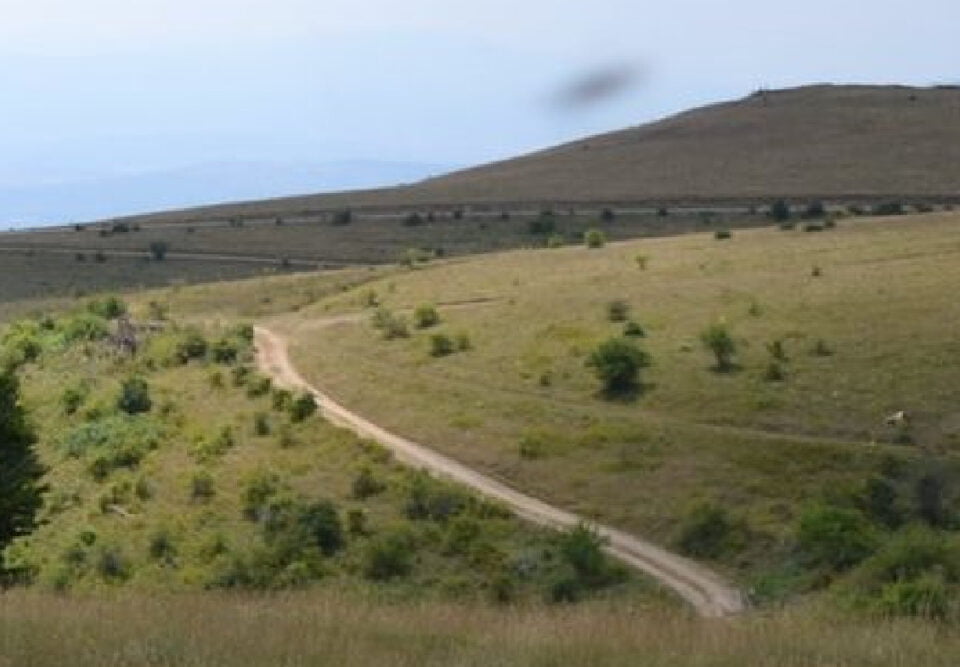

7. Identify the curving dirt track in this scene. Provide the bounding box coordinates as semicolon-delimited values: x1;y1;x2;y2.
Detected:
255;325;745;617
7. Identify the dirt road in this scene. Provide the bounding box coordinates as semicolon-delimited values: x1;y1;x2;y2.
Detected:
255;325;745;617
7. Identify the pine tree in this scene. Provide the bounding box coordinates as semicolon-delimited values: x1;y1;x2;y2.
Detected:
0;370;44;559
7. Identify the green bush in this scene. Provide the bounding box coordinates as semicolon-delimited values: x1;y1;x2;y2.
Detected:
528;214;556;235
846;527;960;618
677;503;743;559
700;323;737;372
455;333;472;351
352;467;387;500
429;334;455;358
175;329;208;363
797;504;878;571
148;241;169;261
763;361;786;382
210;338;240;364
60;313;109;343
586;338;651;393
371;308;409;340
253;412;271;436
61;384;88;416
623;321;646;338
606;300;630;322
551;524;626;601
117;377;152;415
584;229;606;249
364;531;415;581
191;470;215;501
413;304;440;329
289;393;317;423
714;229;732;240
87;296;127;319
769;199;791;222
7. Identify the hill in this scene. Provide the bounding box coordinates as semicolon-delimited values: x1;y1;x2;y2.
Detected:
257;211;960;610
111;84;960;225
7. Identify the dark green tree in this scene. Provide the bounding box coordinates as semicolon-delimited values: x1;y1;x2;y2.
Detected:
0;371;44;566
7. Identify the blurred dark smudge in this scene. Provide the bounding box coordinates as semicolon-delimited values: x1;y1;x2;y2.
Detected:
550;63;644;110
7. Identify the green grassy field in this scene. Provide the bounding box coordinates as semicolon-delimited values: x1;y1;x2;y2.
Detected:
247;212;960;600
2;299;663;608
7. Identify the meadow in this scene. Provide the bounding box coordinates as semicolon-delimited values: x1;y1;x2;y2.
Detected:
250;212;960;601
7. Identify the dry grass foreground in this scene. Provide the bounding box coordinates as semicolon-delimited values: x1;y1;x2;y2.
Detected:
1;590;958;666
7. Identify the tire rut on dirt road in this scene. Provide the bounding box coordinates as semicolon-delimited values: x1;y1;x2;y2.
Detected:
255;325;745;617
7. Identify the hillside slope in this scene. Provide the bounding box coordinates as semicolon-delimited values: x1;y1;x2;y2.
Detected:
118;84;960;224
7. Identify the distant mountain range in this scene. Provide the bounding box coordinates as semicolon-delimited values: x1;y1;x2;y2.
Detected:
0;160;455;227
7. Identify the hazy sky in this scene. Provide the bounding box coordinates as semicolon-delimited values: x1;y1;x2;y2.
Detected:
2;1;958;188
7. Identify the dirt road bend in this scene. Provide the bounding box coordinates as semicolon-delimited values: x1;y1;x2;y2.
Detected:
255;326;745;617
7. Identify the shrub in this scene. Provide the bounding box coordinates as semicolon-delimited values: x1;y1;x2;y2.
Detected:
700;323;737;372
547;235;565;248
763;361;786;382
371;308;409;340
623;321;646;338
873;201;905;216
289;393;318;423
87;296;126;319
429;334;455;358
677;503;743;559
554;524;625;596
253;413;271;436
714;229;732;240
600;208;616;222
803;222;825;233
797;504;878;571
364;531;414;580
453;333;472;351
584;229;606;249
271;388;293;411
657;207;669;217
60;313;109;343
635;254;649;270
528;214;556;235
210;338;240;364
241;470;283;521
606;300;630;322
61;384;88;416
332;209;352;225
586;338;651;393
148;241;169;261
117;378;152;415
175;329;208;363
347;509;369;536
246;376;272;398
766;339;787;361
769;199;791;222
403;212;425;226
231;365;251;387
847;527;960;618
96;547;129;581
803;201;827;219
360;290;379;308
405;474;469;523
148;530;177;561
413;304;440;329
352;467;386;500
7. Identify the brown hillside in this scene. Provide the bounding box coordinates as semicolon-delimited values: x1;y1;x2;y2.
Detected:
123;84;960;224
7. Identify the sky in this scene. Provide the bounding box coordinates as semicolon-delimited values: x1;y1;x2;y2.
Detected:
1;1;958;223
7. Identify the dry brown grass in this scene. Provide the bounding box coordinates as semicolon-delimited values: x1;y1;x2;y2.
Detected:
0;589;957;666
